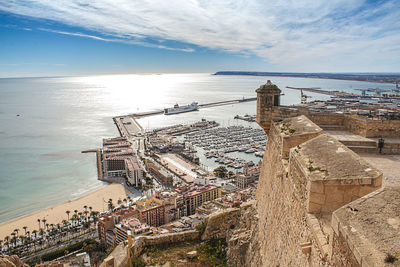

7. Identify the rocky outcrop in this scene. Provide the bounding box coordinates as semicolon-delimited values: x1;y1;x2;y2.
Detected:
201;208;240;241
226;201;258;267
0;255;29;267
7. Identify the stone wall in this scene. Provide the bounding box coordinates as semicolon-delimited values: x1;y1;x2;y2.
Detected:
227;116;384;267
239;117;329;267
301;111;345;126
201;208;240;241
363;119;400;138
131;230;200;258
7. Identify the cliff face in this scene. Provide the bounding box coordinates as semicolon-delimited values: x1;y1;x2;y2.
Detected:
0;255;29;267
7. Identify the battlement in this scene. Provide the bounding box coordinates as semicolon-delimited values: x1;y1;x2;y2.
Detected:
290;133;382;214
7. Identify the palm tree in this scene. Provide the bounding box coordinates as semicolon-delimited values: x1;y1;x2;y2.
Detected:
66;210;71;221
4;236;10;249
108;198;114;211
37;218;41;230
83;205;88;212
23;226;28;235
42;218;47;230
127;196;132;206
73;210;78;226
84;210;89;223
31;230;37;251
11;232;16;247
14;228;19;237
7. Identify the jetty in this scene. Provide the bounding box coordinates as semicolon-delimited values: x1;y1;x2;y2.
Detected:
130;97;257;118
82;149;103;181
286;86;356;97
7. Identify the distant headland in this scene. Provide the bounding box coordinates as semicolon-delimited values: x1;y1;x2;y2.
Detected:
214;71;400;84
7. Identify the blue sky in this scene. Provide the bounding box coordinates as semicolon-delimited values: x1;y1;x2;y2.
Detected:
0;0;399;77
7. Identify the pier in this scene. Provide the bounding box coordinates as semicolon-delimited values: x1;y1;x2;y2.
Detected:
82;149;103;181
130;97;257;118
286;86;356;97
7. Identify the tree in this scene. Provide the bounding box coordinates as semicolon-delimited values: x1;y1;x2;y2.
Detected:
42;219;47;230
108;199;114;211
66;210;71;221
23;226;28;235
213;166;228;178
37;219;41;230
4;236;10;249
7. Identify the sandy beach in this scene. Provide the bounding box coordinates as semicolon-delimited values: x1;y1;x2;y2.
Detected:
0;183;131;240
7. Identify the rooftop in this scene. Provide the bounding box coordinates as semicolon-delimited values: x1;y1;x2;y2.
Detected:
255;80;281;93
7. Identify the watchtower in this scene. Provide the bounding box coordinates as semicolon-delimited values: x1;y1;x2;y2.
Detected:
256;80;281;131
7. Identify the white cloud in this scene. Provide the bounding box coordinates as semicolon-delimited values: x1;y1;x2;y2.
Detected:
1;0;399;71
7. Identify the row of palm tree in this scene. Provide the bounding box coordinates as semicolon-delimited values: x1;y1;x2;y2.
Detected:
1;205;101;256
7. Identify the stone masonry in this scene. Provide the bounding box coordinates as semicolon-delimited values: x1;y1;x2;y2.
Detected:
226;81;400;267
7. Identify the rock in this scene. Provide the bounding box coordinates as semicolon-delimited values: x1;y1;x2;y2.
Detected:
186;250;198;259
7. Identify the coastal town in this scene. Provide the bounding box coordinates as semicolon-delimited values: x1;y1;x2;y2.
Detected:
1;80;400;267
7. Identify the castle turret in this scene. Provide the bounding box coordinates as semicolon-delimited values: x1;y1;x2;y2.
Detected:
256;80;281;131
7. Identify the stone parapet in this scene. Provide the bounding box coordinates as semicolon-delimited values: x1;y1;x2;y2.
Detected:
290;134;382;214
331;186;400;266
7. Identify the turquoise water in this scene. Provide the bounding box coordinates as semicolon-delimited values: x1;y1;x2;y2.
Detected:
0;73;395;223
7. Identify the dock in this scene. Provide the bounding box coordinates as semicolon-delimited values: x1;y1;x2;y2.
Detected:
286;86;356;97
130;97;257;118
82;149;103;181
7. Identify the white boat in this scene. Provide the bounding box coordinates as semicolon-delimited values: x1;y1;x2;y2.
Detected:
164;102;198;115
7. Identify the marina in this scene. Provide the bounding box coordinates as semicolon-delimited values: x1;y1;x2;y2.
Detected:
183;125;266;169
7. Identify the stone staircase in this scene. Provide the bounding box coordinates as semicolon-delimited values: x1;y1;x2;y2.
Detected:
339;140;378;154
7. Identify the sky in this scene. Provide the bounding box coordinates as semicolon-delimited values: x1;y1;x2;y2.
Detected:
0;0;400;77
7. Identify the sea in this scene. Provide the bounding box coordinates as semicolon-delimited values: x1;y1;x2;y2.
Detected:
0;73;396;224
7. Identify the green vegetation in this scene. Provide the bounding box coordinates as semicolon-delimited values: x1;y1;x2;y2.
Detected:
280;122;296;135
195;220;207;236
40;239;99;262
214;166;228;178
25;239;108;266
198;239;228;267
132;257;147;267
308;160;328;175
135;238;228;267
385;253;397;263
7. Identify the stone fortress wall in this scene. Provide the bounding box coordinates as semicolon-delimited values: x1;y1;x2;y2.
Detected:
225;81;400;267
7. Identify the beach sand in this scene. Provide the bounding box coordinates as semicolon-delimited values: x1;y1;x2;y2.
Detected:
0;183;131;240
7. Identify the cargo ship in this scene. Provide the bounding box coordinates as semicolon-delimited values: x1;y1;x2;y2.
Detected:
164;102;198;115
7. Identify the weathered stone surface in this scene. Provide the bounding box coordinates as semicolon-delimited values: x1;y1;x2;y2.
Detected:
0;255;29;267
332;186;400;267
201;208;240;241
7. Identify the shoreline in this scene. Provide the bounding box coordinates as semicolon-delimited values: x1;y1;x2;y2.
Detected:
0;183;132;240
